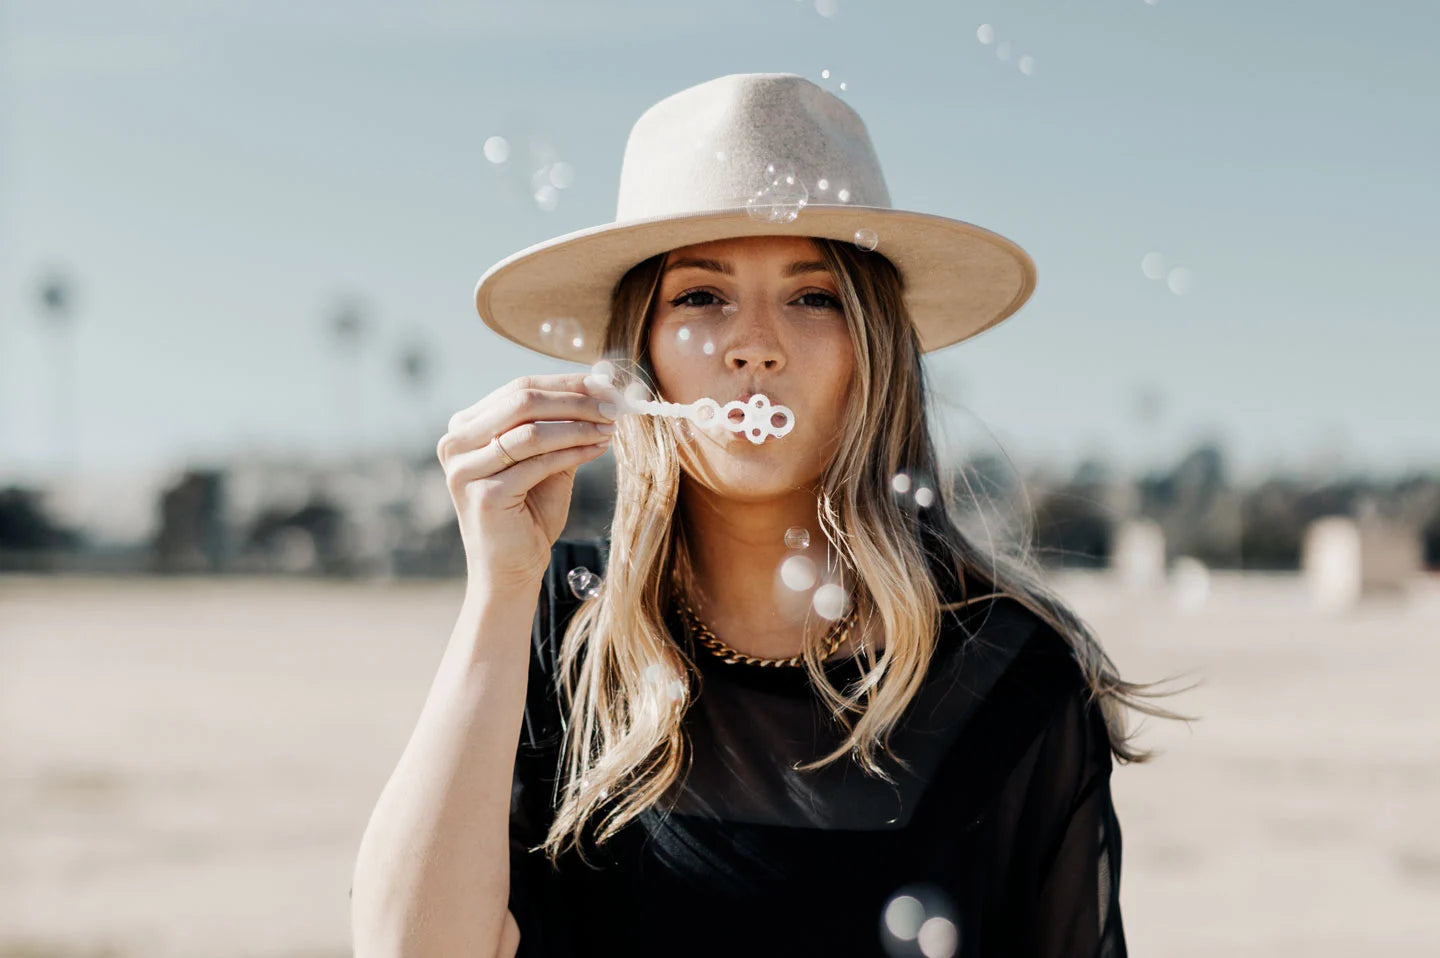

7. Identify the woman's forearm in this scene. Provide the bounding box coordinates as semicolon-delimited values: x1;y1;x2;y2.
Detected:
350;583;540;958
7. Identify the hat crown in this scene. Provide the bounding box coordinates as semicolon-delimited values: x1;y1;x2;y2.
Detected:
616;73;892;221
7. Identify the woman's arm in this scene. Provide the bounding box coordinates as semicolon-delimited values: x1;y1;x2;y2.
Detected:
350;584;539;958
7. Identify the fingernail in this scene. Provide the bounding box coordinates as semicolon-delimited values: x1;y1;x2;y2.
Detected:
596;421;616;435
597;401;617;420
585;374;613;390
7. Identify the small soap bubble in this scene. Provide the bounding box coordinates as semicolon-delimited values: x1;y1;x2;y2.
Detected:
784;526;811;549
891;472;912;494
1141;251;1167;280
547;161;575;189
780;555;818;592
1167;266;1195;296
567;567;602;600
702;341;716;356
918;917;959;957
812;583;850;620
837;188;851;203
913;486;936;509
839;81;848;91
533;184;560;212
815;0;838;17
746;161;810;223
881;884;961;958
884;895;926;940
854;228;879;251
550;317;583;353
624;380;653;404
1018;55;1035;76
676;326;692;343
977;23;995;44
483;135;511;164
589;360;615;383
817;177;830;191
822;68;831;79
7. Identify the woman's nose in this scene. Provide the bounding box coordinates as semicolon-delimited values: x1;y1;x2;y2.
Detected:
723;307;785;371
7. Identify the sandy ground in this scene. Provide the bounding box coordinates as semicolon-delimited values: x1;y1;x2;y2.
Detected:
2;570;1438;957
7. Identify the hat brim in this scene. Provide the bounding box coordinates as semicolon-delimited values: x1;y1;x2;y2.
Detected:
474;205;1036;364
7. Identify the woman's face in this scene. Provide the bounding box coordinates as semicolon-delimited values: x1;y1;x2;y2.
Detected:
647;235;855;501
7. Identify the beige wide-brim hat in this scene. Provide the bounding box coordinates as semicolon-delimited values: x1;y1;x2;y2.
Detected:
474;73;1036;364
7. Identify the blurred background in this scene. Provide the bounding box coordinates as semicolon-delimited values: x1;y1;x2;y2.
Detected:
2;1;1437;955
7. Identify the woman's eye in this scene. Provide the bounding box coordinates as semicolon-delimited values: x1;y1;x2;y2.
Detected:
670;290;723;308
795;291;842;310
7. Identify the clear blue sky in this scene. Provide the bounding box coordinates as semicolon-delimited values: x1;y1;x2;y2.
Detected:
2;0;1436;484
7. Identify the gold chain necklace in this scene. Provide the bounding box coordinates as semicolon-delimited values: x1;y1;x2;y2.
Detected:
676;593;858;668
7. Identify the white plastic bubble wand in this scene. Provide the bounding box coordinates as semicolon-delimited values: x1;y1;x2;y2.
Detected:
622;393;796;445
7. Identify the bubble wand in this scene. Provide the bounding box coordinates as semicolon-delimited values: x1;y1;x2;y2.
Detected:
621;393;795;445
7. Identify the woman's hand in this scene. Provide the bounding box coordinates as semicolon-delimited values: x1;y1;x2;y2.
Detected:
436;372;617;593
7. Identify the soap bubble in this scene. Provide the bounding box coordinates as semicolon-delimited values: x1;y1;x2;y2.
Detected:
917;917;960;957
822;68;831;79
624;380;653;404
780;555;819;592
1167;267;1195;296
891;472;912;494
837;188;851;203
567;567;602;600
676;326;692;343
784;526;811;549
1018;55;1035;76
854;228;879;251
839;81;848;91
540;318;585;354
880;883;961;958
813;583;850;620
976;23;995;44
483;135;510;164
1141;251;1167;280
817;177;830;192
746;162;809;223
547;161;575;189
815;0;837;17
913;486;936;509
533;184;559;212
884;895;925;939
589;360;615;384
702;341;716;356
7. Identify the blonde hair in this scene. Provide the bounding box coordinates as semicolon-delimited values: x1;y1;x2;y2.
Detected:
539;238;1191;864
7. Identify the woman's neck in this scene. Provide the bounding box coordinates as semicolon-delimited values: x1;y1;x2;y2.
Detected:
677;482;839;660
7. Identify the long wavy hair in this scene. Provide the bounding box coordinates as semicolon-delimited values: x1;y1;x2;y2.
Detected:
539;237;1192;864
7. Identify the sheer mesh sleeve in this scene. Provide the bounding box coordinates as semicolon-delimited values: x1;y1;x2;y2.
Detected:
506;538;606;957
1021;690;1127;958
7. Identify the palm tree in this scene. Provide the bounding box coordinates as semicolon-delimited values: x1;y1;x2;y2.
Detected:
38;271;78;476
328;294;370;459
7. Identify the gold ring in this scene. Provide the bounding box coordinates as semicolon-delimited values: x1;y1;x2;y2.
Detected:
491;435;519;468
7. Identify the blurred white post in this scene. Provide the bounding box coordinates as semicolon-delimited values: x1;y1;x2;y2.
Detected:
1112;518;1167;592
1302;515;1422;612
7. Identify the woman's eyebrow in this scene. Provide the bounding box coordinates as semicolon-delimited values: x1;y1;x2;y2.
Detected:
783;260;830;277
663;257;731;275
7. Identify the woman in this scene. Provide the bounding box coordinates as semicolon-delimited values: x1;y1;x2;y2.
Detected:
352;74;1184;958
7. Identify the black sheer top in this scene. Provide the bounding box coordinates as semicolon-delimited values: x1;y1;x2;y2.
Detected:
508;537;1127;957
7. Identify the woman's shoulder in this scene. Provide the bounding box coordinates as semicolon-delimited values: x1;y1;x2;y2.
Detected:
933;573;1103;756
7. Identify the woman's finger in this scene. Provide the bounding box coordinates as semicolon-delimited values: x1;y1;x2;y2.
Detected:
445;419;613;485
447;372;612;434
447;438;612;503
